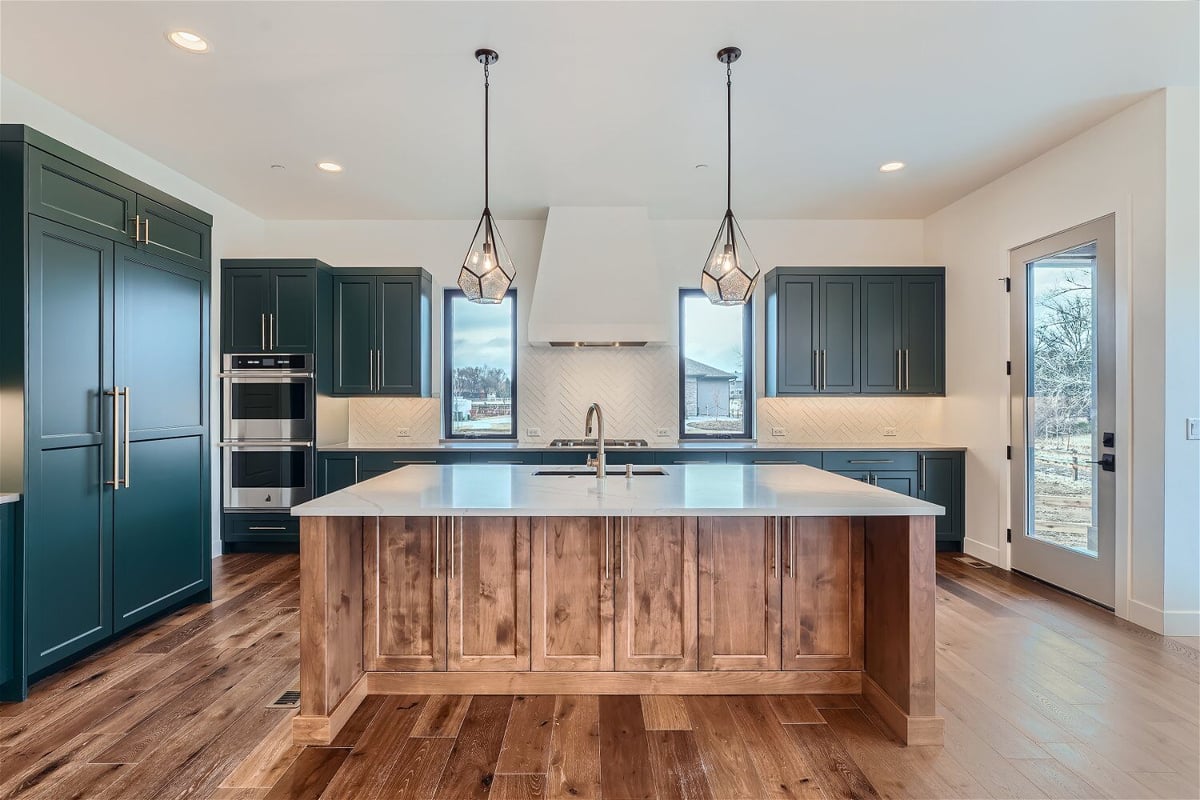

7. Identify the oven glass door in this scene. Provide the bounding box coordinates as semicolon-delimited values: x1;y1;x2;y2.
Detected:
224;446;313;510
224;377;313;441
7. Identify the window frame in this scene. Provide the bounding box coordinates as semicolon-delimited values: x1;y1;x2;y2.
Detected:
677;288;754;440
442;288;519;440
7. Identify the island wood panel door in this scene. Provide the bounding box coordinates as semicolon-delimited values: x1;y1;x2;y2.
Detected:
531;517;613;671
364;517;447;671
448;516;531;671
697;517;781;670
781;517;864;670
614;516;699;671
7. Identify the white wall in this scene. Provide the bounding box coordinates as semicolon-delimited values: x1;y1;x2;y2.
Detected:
924;88;1199;635
0;75;267;554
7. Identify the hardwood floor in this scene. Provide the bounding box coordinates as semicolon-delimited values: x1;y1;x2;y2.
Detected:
1;553;1196;799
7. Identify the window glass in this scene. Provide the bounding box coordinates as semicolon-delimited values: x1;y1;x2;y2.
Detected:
444;291;516;438
679;290;752;438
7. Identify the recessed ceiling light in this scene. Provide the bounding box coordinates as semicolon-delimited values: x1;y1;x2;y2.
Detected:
316;162;344;173
879;161;906;173
166;30;209;53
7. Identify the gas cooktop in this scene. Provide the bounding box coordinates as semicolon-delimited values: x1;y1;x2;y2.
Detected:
547;438;650;448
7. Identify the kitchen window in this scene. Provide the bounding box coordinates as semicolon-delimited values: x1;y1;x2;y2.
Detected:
443;289;518;439
678;288;753;439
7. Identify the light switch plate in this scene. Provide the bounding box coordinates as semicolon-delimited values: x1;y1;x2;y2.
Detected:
882;427;898;437
771;427;786;437
1188;418;1200;441
396;427;411;438
525;427;542;439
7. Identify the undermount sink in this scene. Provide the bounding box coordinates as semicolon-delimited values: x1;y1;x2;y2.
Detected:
533;467;668;477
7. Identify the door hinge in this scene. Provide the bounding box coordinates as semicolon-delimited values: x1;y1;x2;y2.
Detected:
1000;277;1011;292
1006;360;1011;375
1006;445;1012;460
1007;528;1012;543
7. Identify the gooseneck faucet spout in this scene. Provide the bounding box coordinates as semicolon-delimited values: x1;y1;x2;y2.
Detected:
584;403;606;478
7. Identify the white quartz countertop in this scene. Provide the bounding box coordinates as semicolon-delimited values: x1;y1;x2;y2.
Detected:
291;464;944;518
0;493;20;505
318;441;966;452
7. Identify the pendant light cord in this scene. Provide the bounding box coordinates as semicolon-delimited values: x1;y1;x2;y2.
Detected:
484;61;491;211
726;61;732;214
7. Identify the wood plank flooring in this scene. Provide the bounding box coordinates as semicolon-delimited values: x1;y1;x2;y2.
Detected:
1;553;1197;799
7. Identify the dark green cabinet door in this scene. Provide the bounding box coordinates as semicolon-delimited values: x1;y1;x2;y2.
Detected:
776;277;819;394
901;276;944;394
377;277;419;395
27;148;137;244
919;452;962;542
818;275;860;393
861;276;902;393
136;196;210;271
318;454;359;495
112;246;210;631
332;276;377;394
872;471;918;497
25;218;115;672
270;269;316;353
0;503;15;696
222;269;270;353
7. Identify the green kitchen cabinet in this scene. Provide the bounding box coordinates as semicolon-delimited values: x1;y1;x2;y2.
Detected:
111;245;210;631
221;260;325;355
0;501;17;698
767;267;945;396
318;453;360;496
901;275;945;394
2;125;213;692
861;275;903;393
223;513;299;545
331;269;432;396
919;451;963;545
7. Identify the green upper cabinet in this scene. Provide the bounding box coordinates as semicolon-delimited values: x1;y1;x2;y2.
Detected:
861;276;903;393
136;196;209;271
221;260;324;354
331;269;432;396
900;275;945;394
26;148;138;243
767;267;945;397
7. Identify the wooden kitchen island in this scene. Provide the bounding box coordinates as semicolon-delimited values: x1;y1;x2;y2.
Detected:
290;464;944;747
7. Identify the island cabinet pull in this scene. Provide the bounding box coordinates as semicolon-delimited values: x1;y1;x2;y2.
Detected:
618;517;625;579
448;517;455;580
105;388;120;488
122;386;130;487
771;518;779;577
434;517;440;578
604;518;610;581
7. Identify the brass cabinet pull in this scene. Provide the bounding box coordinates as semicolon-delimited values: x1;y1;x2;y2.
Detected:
129;215;142;243
106;388;120;488
369;347;375;391
904;349;910;391
260;313;266;351
897;349;902;391
142;217;150;244
122;386;130;487
268;313;275;350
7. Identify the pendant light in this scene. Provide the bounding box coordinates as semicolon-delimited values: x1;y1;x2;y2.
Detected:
458;48;515;304
700;46;760;306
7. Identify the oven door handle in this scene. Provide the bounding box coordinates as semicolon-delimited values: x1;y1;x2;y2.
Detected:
219;372;315;379
219;441;313;448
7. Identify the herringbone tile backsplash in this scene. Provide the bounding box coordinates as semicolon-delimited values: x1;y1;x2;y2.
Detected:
348;349;943;444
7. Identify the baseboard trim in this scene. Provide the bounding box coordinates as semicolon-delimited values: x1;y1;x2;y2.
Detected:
292;673;367;746
1127;598;1166;634
1164;610;1200;637
963;538;1001;567
860;675;944;746
366;670;862;696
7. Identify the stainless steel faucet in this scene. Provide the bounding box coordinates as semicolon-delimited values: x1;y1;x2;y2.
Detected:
584;403;606;478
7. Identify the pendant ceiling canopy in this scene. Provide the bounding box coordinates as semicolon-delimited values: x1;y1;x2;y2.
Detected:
458;48;515;304
701;46;760;306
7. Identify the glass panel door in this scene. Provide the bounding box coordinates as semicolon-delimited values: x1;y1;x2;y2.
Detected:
1010;217;1116;607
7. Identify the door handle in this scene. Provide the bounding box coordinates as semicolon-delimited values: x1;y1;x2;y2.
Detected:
122;386;131;488
105;388;120;488
1088;454;1116;472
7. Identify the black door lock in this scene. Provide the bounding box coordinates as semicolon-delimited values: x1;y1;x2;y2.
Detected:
1089;453;1115;472
1102;432;1115;448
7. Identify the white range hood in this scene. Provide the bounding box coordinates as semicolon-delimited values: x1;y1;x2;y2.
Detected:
528;207;669;346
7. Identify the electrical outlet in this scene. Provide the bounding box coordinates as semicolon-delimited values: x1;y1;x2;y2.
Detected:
656;428;672;438
771;427;786;437
396;427;411;438
882;427;898;437
525;427;542;439
1188;418;1200;441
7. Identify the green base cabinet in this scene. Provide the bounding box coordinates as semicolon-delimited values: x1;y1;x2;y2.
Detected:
918;451;964;546
1;125;213;694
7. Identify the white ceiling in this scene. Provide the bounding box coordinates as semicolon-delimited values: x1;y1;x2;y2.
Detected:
1;1;1195;220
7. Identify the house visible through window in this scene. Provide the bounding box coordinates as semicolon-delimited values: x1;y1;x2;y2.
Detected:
444;290;517;439
679;289;752;438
